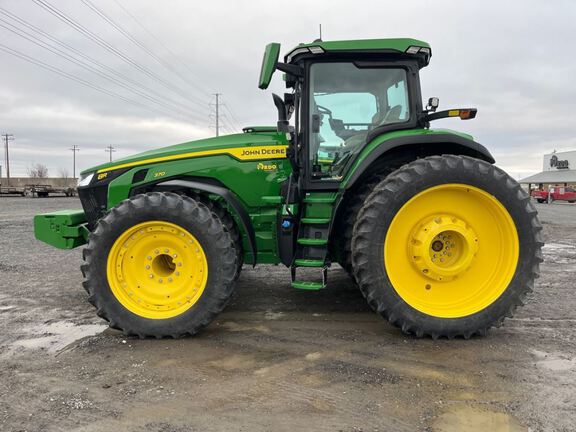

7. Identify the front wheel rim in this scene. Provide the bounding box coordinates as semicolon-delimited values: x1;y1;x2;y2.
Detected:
384;184;519;318
106;221;208;319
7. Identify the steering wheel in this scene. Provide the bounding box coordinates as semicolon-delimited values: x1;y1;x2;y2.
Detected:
315;104;333;117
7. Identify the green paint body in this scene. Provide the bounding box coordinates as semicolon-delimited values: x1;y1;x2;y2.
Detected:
35;125;471;264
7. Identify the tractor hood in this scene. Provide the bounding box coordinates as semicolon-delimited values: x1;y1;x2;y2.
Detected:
81;127;286;175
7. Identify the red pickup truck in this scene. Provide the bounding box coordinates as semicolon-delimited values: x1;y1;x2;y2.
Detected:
531;186;576;203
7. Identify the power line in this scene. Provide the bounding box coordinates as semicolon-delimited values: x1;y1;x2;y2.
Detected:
112;0;214;99
0;6;207;121
2;133;14;185
219;113;236;133
0;17;207;122
0;42;184;120
81;0;211;106
220;112;239;132
221;98;243;130
213;93;221;137
70;145;79;179
105;145;116;162
32;0;207;111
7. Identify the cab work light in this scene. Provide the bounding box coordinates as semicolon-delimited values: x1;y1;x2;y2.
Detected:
286;46;324;63
406;45;431;55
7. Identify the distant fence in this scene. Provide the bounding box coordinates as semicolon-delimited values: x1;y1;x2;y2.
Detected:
0;177;77;188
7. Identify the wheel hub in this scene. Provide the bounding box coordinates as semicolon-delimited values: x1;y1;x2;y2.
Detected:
410;215;479;282
107;221;208;319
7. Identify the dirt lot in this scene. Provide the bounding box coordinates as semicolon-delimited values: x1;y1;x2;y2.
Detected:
1;197;575;432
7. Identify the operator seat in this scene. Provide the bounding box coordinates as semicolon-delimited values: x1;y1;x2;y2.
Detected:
372;105;402;126
340;105;404;151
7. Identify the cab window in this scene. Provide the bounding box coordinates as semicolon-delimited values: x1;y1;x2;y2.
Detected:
308;62;409;180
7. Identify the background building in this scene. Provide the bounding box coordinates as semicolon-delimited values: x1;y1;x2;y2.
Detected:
520;150;576;188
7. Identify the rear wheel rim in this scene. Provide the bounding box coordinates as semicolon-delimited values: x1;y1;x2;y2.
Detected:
107;221;208;319
384;184;519;318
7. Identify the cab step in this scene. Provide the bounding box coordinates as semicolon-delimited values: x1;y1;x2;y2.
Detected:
291;280;324;290
294;259;325;267
301;217;330;224
303;196;337;204
297;238;328;246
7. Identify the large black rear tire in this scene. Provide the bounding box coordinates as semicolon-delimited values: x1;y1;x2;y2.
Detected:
336;174;387;279
352;155;543;338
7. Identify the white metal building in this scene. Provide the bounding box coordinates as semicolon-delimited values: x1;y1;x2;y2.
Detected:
520;150;576;186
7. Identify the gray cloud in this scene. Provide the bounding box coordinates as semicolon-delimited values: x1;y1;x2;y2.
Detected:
0;0;574;178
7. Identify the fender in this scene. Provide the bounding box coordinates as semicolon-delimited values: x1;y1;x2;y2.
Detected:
343;133;495;190
154;178;257;266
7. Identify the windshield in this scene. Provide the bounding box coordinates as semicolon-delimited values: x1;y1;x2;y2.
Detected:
308;62;410;180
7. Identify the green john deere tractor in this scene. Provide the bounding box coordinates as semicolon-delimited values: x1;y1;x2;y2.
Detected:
35;38;543;339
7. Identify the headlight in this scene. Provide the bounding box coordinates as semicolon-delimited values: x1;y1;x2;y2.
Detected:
78;173;94;187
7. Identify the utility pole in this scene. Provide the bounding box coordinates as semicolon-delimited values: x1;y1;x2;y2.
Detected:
70;145;79;179
213;93;221;137
105;145;116;162
2;134;14;186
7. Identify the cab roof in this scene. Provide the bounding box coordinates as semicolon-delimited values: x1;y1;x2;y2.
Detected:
284;38;431;66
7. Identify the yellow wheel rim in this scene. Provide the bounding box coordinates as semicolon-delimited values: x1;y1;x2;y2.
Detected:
106;221;208;319
384;184;519;318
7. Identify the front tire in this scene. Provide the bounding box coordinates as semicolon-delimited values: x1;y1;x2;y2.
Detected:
82;192;237;338
352;155;543;338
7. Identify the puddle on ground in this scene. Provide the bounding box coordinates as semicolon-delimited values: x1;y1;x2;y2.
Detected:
542;242;576;265
9;321;107;355
433;405;526;432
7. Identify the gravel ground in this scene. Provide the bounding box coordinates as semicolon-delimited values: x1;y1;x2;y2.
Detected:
0;197;575;432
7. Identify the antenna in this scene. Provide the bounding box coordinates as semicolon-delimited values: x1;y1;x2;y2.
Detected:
319;24;322;41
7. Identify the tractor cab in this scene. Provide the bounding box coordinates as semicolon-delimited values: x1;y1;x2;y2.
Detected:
259;39;431;187
259;39;476;191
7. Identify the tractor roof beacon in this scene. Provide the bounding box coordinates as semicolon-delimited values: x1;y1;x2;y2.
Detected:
34;38;543;339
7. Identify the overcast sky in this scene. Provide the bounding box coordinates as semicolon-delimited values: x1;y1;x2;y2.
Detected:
0;0;574;178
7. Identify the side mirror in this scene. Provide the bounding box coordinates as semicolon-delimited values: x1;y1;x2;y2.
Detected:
426;97;439;112
272;93;289;133
258;43;281;90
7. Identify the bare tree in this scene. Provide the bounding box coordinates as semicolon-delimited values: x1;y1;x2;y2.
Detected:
58;167;70;179
27;163;49;178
